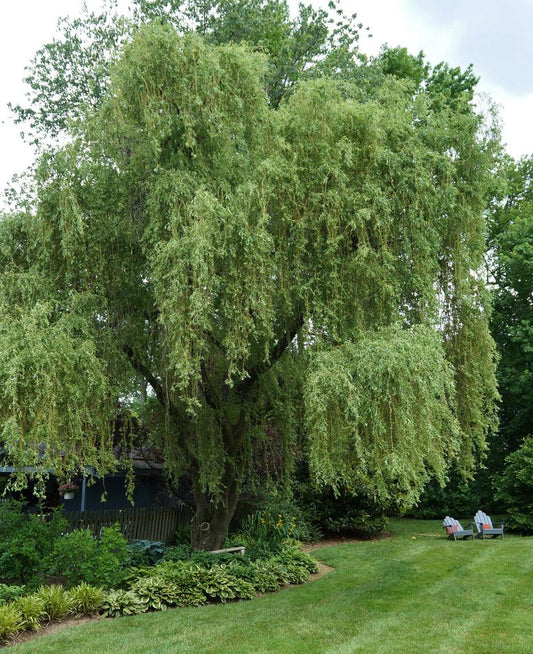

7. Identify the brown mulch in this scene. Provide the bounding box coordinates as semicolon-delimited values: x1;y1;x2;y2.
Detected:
302;531;392;553
308;560;334;580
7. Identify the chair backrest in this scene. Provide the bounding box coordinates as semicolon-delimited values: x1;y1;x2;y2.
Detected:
474;510;493;532
443;516;463;535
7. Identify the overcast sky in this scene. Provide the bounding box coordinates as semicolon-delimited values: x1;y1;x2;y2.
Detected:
1;0;532;202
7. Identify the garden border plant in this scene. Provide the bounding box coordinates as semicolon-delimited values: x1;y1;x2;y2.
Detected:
0;534;319;645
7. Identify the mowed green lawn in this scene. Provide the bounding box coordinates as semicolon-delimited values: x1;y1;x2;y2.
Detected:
10;520;532;654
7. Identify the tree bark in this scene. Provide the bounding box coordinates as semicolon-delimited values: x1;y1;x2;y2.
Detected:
190;462;240;550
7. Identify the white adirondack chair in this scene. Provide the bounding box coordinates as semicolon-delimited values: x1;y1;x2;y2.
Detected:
474;510;505;539
442;516;474;540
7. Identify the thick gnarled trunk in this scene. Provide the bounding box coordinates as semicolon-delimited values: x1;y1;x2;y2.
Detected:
190;464;240;550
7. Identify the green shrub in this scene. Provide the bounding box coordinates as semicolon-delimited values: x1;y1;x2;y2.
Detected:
34;585;72;622
101;590;147;618
295;483;388;538
45;529;96;585
127;540;166;567
67;583;104;616
0;603;23;643
173;522;192;545
496;436;533;533
46;524;129;588
0;584;26;604
0;502;68;586
408;467;492;519
95;525;130;585
161;543;193;562
12;595;46;632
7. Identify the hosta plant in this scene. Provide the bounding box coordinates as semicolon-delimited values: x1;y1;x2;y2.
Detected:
192;566;255;602
247;562;283;593
127;540;166;567
101;590;147;618
254;559;291;589
130;577;178;611
271;560;309;585
276;545;319;574
147;568;208;608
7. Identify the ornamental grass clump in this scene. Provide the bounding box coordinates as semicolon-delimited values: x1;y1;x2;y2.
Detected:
67;583;104;617
34;585;72;622
12;595;46;632
0;603;23;643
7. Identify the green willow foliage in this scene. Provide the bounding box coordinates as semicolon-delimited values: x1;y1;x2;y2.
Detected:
305;327;460;507
0;22;498;543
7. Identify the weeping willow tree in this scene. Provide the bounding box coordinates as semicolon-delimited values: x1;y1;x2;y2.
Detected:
0;23;498;548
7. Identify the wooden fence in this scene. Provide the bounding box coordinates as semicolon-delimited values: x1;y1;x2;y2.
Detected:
65;504;194;544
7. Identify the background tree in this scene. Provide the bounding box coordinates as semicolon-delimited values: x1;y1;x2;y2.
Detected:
489;155;533;456
495;436;533;533
1;5;499;548
10;0;363;147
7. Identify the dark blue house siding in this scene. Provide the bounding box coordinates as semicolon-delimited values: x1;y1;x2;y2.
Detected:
61;473;174;512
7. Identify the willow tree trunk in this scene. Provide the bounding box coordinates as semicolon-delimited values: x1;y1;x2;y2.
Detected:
190;463;240;550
